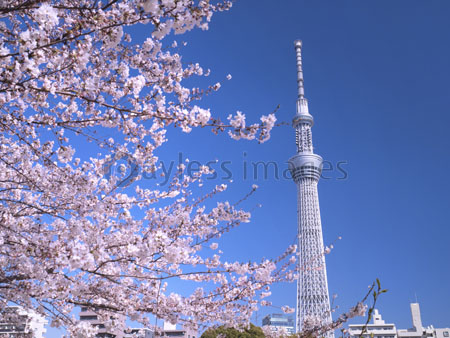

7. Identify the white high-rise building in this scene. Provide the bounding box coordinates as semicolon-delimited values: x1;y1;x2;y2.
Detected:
78;308;196;338
349;303;449;338
0;306;48;338
288;40;333;335
157;322;197;338
79;307;126;337
124;328;154;338
397;303;437;338
348;309;397;338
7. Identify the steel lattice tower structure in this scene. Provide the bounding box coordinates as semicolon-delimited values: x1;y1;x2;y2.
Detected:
288;40;334;336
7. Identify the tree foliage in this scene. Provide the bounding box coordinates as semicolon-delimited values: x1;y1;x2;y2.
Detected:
201;324;265;338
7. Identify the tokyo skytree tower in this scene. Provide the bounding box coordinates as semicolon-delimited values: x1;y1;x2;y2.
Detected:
288;40;334;335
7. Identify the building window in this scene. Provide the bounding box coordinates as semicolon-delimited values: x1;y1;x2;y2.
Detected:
165;332;185;337
79;315;98;321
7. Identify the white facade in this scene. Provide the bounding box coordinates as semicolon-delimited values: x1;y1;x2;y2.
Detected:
157;322;197;338
348;309;397;338
124;328;155;338
0;306;47;338
397;304;437;338
79;308;154;338
79;307;126;337
435;328;450;338
78;309;196;338
349;303;449;338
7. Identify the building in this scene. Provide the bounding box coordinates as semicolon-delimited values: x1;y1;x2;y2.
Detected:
79;309;196;338
0;306;47;338
79;307;154;338
288;40;333;335
156;321;197;338
124;328;154;338
79;307;125;337
397;303;438;338
262;313;295;335
348;309;397;338
349;303;450;338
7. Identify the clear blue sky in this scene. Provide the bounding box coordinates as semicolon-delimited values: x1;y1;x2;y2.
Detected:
47;0;450;336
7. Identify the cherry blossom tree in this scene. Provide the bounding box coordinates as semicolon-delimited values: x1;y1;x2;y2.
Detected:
0;0;288;336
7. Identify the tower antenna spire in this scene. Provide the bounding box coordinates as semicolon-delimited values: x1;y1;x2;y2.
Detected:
289;40;334;337
294;40;305;99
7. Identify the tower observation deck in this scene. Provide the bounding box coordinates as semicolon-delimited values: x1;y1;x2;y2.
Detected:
288;40;334;336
